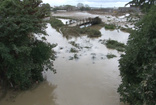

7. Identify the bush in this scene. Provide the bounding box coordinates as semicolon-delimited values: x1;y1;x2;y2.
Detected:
77;27;101;37
62;27;101;38
118;6;156;105
70;48;78;53
120;27;133;33
105;39;126;52
106;53;117;59
49;17;64;31
104;24;116;30
88;28;101;37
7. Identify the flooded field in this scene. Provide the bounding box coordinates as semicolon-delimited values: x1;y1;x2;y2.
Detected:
0;11;130;105
53;11;137;28
0;23;129;105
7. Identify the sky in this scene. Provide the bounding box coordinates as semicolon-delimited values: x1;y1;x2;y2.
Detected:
42;0;131;8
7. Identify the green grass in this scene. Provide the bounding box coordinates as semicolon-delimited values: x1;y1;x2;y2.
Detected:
105;39;126;52
104;24;116;30
62;27;101;38
87;29;101;37
106;53;117;59
49;17;64;31
120;27;133;33
75;27;101;37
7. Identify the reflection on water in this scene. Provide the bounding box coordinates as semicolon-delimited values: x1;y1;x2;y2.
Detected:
0;24;129;105
100;28;129;44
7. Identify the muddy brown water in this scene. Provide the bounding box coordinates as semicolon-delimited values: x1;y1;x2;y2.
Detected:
0;24;129;105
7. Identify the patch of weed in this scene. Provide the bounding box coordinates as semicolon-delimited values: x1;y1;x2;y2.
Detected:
70;48;78;53
106;53;117;59
104;24;116;30
105;39;126;52
49;17;64;31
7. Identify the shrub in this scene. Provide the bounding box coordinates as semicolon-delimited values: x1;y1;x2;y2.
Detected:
120;27;133;33
118;6;156;105
106;53;117;59
104;24;116;30
70;48;78;53
88;29;101;37
49;17;64;31
105;39;126;52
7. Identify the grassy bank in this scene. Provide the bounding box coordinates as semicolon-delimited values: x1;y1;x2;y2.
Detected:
49;17;64;31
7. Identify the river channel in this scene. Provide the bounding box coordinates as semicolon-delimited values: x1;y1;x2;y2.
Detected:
0;23;129;105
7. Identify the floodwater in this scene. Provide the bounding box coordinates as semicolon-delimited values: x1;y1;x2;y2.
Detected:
53;11;136;27
0;23;129;105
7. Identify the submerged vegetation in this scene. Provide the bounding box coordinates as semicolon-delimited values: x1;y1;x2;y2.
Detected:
69;41;82;49
69;54;79;60
61;26;101;38
120;27;133;33
70;48;78;53
105;39;126;52
104;24;116;30
106;53;117;59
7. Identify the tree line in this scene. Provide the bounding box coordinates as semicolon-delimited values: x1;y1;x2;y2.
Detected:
52;3;91;12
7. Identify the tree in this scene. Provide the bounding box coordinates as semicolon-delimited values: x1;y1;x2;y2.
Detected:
84;4;91;10
0;0;55;90
64;5;75;11
118;6;156;105
77;3;84;9
126;0;155;11
42;3;51;17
